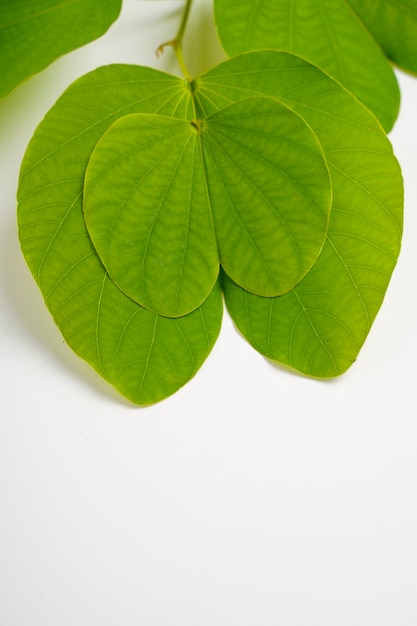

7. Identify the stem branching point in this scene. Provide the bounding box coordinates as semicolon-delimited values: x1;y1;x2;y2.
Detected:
156;0;194;82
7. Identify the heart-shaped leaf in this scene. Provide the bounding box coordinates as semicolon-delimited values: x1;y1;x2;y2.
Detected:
347;0;417;75
17;65;222;405
194;51;403;376
84;97;331;316
0;0;122;99
17;51;403;402
214;0;400;132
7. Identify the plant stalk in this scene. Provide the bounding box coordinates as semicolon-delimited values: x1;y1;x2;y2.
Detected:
156;0;194;82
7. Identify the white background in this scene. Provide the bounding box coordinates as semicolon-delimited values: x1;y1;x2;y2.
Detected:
1;1;416;624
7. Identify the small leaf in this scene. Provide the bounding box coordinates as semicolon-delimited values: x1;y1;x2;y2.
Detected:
0;0;122;99
17;65;222;405
214;0;400;132
85;96;331;313
195;51;403;376
84;113;219;318
347;0;417;75
201;96;331;296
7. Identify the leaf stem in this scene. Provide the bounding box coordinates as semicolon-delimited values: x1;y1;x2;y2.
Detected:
156;0;194;82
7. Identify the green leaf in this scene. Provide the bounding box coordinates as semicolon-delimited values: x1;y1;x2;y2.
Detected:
17;64;222;405
84;97;331;316
17;49;404;399
83;112;219;318
0;0;122;99
200;97;331;296
214;0;400;132
347;0;417;75
194;51;403;376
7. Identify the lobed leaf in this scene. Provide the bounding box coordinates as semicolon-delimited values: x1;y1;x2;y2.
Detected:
84;95;331;315
194;51;403;376
17;49;404;400
214;0;400;132
0;0;122;99
84;113;219;318
347;0;417;75
17;65;222;405
200;96;331;296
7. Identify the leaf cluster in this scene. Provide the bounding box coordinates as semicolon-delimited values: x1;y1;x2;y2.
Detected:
1;0;413;404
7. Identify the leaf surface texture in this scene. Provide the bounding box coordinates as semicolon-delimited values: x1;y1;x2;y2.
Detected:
0;0;122;98
84;97;331;315
347;0;417;74
214;0;400;131
17;65;222;404
194;51;403;376
84;113;219;317
17;51;404;402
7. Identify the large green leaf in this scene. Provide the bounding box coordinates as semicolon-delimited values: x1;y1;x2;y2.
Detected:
214;0;400;132
0;0;122;99
17;51;404;401
17;65;222;405
84;97;331;316
193;51;403;376
347;0;417;75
